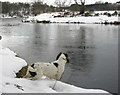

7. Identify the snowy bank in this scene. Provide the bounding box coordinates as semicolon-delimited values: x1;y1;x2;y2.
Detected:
0;43;112;94
22;11;119;25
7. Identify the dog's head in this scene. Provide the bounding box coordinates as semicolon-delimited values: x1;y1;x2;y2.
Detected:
56;52;70;63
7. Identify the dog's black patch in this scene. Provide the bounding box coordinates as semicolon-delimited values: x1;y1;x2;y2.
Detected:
31;64;34;68
63;53;69;63
53;63;58;68
29;71;37;77
56;52;62;60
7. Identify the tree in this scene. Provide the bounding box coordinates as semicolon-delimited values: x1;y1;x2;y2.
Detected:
55;0;66;7
55;0;72;7
74;0;85;14
74;0;78;4
33;0;44;3
54;0;71;11
95;1;104;4
80;0;85;14
32;0;45;15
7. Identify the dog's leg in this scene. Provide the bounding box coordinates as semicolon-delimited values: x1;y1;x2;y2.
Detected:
34;67;43;80
56;70;64;81
56;73;62;81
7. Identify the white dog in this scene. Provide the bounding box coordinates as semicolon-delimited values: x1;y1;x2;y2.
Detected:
24;52;69;80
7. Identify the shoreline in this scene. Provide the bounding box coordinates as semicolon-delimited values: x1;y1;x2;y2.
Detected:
0;46;112;94
21;12;120;25
22;20;120;25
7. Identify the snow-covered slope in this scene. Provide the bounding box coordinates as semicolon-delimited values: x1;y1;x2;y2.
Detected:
0;42;112;94
23;12;119;24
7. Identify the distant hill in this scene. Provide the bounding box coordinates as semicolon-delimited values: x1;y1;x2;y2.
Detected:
69;3;119;11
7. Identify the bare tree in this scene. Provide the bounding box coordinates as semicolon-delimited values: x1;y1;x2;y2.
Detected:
33;0;44;4
74;0;78;4
74;0;85;4
80;0;85;14
54;0;71;11
54;0;71;7
74;0;85;14
81;0;85;5
95;1;104;4
68;0;72;6
32;0;45;15
55;0;63;7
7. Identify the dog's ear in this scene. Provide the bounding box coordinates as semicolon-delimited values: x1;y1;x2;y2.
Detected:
56;52;62;60
64;53;68;58
63;53;69;63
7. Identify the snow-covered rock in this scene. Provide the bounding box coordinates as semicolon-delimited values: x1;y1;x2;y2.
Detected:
0;42;112;94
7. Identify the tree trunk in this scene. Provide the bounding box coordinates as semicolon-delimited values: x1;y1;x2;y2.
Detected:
80;0;85;14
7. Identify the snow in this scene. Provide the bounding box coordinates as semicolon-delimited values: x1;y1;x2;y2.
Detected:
0;42;112;94
50;15;118;24
23;11;119;24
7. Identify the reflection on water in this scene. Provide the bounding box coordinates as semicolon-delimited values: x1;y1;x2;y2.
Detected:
0;18;118;93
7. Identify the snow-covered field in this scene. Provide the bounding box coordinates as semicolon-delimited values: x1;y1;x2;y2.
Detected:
22;11;119;24
0;41;112;94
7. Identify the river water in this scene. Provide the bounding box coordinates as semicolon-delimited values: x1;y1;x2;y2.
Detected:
0;18;118;93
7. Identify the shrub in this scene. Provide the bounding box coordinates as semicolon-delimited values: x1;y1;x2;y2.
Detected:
103;12;108;15
64;12;70;15
118;13;120;17
107;13;112;17
112;11;118;16
84;12;91;17
94;13;99;16
89;9;94;14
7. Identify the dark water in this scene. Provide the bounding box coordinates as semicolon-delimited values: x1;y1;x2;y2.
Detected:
0;18;118;93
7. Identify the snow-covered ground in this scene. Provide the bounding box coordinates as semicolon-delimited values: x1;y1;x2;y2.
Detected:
22;11;119;24
0;41;112;94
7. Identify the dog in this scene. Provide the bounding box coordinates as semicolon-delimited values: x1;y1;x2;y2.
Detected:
24;52;69;80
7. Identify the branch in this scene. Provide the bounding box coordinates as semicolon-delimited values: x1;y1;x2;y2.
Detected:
74;0;78;4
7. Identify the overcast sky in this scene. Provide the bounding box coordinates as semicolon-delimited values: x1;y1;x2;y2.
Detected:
0;0;119;5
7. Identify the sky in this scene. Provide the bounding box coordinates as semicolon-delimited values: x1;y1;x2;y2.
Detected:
0;0;119;5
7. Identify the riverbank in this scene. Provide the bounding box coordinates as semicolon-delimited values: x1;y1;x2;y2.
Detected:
21;11;120;25
0;42;112;94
